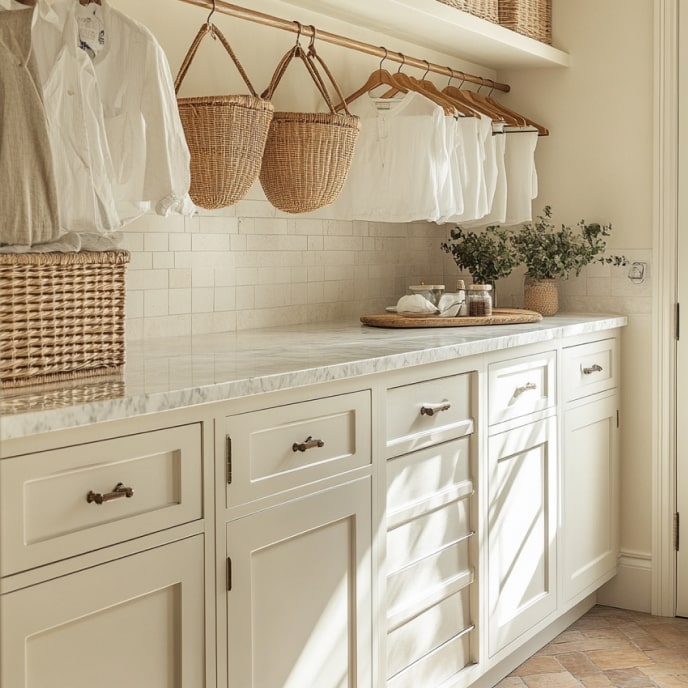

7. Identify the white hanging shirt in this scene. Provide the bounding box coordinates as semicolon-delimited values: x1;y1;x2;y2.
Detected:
465;122;507;227
325;91;453;223
30;0;193;233
503;128;539;225
77;1;193;221
443;114;492;224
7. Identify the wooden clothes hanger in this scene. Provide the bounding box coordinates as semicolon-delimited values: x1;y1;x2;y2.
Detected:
483;79;549;136
442;71;519;125
335;48;409;112
377;55;458;116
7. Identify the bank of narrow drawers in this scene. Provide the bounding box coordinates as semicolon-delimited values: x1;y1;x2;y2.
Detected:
385;373;476;686
0;423;203;577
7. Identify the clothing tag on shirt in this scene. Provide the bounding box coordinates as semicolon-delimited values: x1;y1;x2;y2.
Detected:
77;14;105;60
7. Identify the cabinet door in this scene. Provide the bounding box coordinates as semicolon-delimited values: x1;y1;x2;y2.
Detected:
562;394;619;603
226;477;372;688
1;536;206;688
488;416;557;657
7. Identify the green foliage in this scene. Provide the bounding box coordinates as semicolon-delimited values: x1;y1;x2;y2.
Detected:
441;225;519;285
511;206;626;280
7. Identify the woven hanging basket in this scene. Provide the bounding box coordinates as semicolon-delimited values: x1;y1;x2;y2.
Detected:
259;43;360;214
0;250;129;388
435;0;499;24
523;276;558;316
175;24;274;209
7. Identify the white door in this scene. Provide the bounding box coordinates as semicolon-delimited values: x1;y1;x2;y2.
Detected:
676;0;688;618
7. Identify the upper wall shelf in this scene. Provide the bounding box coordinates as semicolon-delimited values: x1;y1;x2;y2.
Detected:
279;0;570;70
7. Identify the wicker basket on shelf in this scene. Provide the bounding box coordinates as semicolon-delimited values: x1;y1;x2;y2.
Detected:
498;0;552;44
436;0;499;24
0;250;130;388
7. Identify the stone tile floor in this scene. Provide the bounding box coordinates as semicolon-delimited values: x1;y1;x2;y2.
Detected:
495;605;688;687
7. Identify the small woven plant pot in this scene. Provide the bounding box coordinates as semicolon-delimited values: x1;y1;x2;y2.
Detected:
499;0;552;44
259;43;360;214
0;250;129;388
175;24;274;209
523;276;558;316
436;0;499;23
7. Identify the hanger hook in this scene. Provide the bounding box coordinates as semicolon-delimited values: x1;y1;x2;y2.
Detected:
477;76;487;93
206;0;216;36
447;67;456;88
487;78;496;97
293;20;303;46
307;24;317;53
396;52;406;73
379;47;389;71
421;59;431;80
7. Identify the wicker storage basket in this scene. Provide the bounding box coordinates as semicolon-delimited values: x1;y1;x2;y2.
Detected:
175;24;274;210
436;0;498;24
0;250;130;388
259;43;360;214
499;0;552;44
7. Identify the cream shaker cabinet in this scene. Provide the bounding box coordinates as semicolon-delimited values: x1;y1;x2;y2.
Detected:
384;370;478;688
0;323;624;688
1;536;206;688
222;389;374;688
0;420;208;688
561;338;620;604
486;352;558;658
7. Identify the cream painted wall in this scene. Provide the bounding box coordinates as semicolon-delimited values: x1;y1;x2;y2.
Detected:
498;0;655;611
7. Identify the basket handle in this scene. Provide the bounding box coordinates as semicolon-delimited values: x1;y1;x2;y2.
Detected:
174;23;258;97
306;44;353;117
261;44;339;114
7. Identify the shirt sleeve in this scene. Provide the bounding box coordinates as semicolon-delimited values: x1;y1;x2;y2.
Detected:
140;35;195;216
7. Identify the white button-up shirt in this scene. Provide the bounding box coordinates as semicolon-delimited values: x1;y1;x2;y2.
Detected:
6;0;193;234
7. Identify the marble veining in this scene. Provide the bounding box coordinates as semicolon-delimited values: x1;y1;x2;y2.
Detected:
0;314;626;441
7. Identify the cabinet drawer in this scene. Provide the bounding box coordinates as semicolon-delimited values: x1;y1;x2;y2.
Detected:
387;588;472;681
488;351;556;426
386;373;473;458
563;338;618;402
386;437;472;529
387;497;472;575
225;390;370;507
0;424;203;577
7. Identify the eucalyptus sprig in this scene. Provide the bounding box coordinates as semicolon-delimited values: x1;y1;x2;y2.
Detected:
511;206;626;281
441;225;519;285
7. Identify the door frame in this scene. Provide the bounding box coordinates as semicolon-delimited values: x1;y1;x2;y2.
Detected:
652;0;679;617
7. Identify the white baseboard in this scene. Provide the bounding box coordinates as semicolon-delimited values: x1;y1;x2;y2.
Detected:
596;552;653;613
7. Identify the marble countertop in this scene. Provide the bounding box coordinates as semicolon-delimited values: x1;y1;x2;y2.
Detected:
0;313;626;441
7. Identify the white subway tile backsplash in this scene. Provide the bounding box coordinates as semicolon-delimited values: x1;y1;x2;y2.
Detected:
123;208;652;340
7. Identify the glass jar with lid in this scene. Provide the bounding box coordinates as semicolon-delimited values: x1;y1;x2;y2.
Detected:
467;284;493;317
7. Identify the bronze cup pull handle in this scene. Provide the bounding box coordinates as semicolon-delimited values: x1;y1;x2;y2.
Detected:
87;482;134;505
420;401;451;416
292;436;325;453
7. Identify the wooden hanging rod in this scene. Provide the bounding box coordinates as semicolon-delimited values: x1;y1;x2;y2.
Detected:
177;0;510;93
